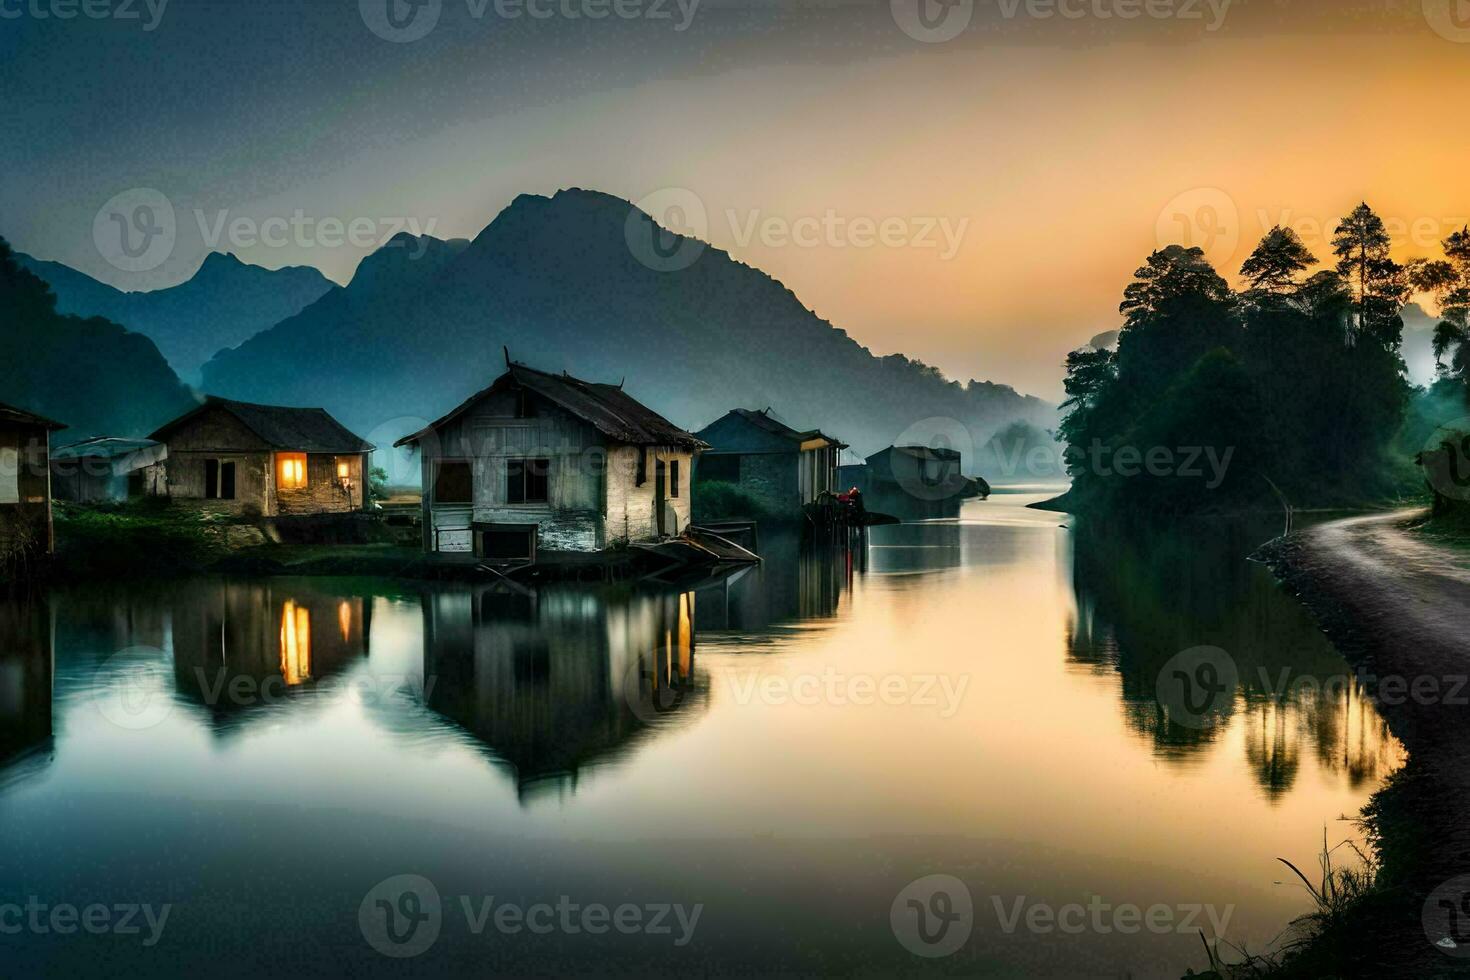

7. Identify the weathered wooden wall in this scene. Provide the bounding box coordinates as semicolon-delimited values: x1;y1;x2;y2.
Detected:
0;423;55;557
420;387;609;553
605;444;694;543
151;407;367;517
157;450;273;515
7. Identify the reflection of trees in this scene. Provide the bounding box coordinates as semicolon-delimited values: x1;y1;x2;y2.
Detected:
1068;517;1403;798
0;595;52;789
422;585;707;803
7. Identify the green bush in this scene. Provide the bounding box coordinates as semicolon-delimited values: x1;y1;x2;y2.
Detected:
53;500;228;577
692;480;773;522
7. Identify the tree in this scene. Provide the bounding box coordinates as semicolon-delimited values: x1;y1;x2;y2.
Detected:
1331;202;1409;350
1115;245;1240;398
1408;227;1470;384
1240;226;1317;296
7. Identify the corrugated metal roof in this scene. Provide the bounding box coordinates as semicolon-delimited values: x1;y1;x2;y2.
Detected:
0;401;66;431
396;363;704;450
151;397;374;453
51;436;163;461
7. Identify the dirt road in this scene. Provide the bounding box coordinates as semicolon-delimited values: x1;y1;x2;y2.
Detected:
1266;509;1470;976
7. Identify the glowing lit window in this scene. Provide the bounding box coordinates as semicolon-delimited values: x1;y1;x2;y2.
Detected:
279;600;312;685
278;453;308;490
336;459;351;481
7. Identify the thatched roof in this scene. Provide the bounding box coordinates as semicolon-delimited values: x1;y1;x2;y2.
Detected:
396;363;704;450
151;397;373;453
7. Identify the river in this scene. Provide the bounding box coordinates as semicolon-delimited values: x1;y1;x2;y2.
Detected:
0;492;1402;977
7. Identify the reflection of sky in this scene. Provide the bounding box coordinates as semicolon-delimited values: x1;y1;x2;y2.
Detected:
0;494;1402;977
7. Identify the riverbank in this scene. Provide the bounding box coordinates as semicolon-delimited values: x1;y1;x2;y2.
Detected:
1258;509;1470;977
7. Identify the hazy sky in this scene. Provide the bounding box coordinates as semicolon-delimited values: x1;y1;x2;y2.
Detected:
4;0;1469;399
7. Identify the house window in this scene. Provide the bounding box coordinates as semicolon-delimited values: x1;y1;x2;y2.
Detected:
433;459;473;504
204;459;237;500
699;454;740;484
507;458;550;505
277;453;308;490
670;459;680;498
636;447;648;487
336;459;351;481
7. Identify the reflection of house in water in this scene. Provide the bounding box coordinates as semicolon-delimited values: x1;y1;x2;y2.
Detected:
421;585;704;801
693;524;854;633
168;582;372;728
0;597;53;788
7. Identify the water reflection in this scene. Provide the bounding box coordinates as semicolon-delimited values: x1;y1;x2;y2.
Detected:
0;595;52;788
693;525;857;632
1068;516;1404;800
421;585;706;802
0;497;1409;978
166;582;372;732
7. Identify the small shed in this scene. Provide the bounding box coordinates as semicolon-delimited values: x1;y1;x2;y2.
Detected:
0;401;66;559
148;397;374;516
50;437;168;504
395;361;705;558
693;409;846;515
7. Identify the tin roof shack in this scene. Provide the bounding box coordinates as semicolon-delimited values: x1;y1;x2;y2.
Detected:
148;398;374;517
395;362;704;560
693;409;846;517
0;402;65;560
50;437;168;504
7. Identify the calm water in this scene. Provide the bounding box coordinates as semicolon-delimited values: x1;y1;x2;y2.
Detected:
0;493;1401;978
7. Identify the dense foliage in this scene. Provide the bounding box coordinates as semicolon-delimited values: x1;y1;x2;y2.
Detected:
1059;203;1466;513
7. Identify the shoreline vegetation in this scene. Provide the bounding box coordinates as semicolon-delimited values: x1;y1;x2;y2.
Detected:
1049;206;1470;975
1054;206;1469;519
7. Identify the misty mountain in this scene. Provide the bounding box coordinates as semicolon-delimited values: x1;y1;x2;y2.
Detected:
202;189;1054;467
16;251;335;383
1;239;195;440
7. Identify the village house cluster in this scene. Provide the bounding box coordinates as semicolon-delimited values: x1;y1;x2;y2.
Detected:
0;359;990;570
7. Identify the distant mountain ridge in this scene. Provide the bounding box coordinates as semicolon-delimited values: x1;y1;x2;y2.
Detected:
202;189;1054;464
0;239;195;440
16;251;334;382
